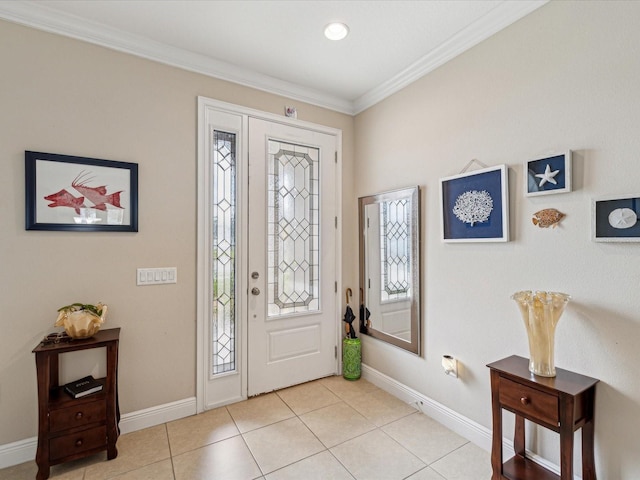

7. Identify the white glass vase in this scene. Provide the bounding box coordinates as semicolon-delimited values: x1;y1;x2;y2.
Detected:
512;291;570;377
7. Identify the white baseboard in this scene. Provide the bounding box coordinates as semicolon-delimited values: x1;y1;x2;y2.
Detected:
118;396;197;435
0;437;37;470
0;396;196;469
361;363;575;479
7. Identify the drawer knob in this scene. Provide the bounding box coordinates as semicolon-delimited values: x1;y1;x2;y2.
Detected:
75;412;83;420
75;439;83;447
520;396;530;406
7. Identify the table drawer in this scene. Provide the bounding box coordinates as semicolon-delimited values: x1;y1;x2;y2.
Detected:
499;376;558;426
49;425;107;461
50;401;106;433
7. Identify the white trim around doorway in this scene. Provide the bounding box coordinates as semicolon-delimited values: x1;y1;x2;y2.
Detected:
196;96;343;413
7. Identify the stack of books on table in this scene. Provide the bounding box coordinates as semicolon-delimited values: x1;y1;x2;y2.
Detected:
64;375;103;399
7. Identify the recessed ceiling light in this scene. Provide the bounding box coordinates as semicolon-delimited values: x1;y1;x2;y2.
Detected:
324;22;349;41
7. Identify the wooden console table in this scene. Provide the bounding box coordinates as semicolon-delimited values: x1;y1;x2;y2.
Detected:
33;328;120;480
487;355;598;480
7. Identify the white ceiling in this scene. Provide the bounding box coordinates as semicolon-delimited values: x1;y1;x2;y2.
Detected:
0;0;547;114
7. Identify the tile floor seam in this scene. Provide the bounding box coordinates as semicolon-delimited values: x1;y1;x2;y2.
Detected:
401;465;446;480
314;420;378;451
294;400;350;449
108;459;174;480
427;439;471;468
249;396;357;477
237;421;269;478
222;404;252;440
324;448;358;480
164;422;177;480
375;425;428;469
229;395;297;435
276;391;343;417
262;447;334;479
373;408;419;428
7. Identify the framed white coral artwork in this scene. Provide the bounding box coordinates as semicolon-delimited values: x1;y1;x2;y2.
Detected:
440;164;509;243
525;150;572;196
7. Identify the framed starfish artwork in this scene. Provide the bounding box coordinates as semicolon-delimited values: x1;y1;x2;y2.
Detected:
440;164;509;242
25;151;139;232
525;150;572;196
592;194;640;242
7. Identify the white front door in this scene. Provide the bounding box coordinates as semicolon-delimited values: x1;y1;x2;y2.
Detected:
247;117;338;396
197;98;341;411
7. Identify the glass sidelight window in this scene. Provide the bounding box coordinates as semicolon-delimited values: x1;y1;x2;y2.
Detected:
211;130;236;375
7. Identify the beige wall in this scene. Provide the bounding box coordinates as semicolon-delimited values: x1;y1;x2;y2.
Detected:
3;2;640;477
354;1;640;477
0;19;355;445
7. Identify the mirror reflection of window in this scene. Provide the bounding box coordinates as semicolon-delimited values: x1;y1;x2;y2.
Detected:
380;199;411;302
359;186;420;355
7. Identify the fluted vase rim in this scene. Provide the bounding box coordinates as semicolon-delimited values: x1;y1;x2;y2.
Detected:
511;290;571;302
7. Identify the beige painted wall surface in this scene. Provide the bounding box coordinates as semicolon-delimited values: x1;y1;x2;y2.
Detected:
0;19;354;445
354;1;640;478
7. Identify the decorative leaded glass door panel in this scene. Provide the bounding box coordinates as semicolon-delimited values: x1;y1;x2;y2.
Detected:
247;118;338;396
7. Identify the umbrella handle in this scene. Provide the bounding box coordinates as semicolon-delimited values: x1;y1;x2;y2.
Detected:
345;288;352;305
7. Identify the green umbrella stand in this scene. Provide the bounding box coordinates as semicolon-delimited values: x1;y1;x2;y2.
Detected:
342;337;361;380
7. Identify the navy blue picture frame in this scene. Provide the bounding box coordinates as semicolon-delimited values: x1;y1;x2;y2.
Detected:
440;165;509;242
25;151;138;232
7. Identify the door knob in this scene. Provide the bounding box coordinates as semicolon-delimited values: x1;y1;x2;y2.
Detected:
251;287;260;295
251;271;259;279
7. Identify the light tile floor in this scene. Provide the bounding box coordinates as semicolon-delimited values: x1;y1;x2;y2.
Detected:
0;377;492;480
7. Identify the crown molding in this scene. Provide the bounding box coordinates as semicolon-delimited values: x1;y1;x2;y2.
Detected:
0;1;355;115
0;0;547;116
353;0;549;114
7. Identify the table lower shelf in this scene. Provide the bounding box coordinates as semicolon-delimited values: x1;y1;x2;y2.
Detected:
501;455;559;480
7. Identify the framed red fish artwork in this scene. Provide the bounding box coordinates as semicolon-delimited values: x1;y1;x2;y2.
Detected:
25;151;138;232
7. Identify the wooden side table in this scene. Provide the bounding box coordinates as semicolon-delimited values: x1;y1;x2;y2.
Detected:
33;328;120;480
487;355;598;480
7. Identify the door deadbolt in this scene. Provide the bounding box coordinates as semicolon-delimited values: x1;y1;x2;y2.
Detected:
251;287;260;295
251;271;259;279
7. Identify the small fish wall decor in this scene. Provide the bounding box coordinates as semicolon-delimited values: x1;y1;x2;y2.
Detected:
532;208;565;228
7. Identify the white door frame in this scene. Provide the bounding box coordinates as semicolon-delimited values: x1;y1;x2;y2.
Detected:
196;96;343;412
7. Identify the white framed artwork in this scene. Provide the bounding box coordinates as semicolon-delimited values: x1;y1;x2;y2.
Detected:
440;164;509;243
525;150;572;196
592;194;640;242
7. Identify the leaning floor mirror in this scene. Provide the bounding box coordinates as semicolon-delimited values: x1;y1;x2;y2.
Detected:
358;186;421;355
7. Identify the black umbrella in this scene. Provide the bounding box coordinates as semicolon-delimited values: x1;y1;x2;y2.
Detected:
343;288;357;339
359;288;370;334
360;303;371;333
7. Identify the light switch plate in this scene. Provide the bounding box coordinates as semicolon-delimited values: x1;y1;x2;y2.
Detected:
137;267;177;285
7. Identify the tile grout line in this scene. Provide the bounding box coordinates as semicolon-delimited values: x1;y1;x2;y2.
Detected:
164;422;177;480
274;389;359;480
283;381;424;480
222;403;268;478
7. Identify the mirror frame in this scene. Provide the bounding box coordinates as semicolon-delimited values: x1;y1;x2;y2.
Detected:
358;186;421;355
